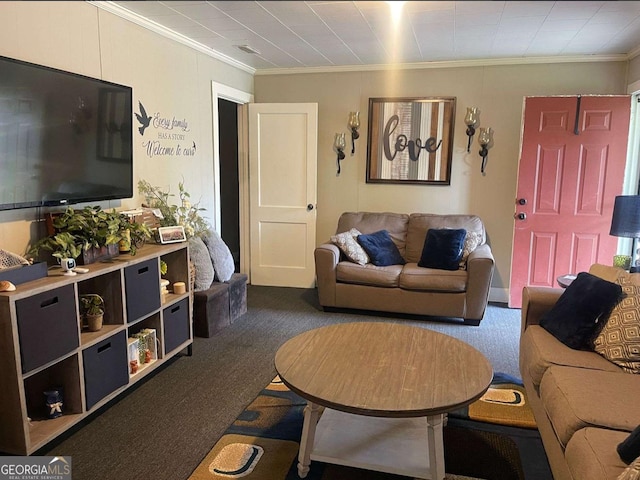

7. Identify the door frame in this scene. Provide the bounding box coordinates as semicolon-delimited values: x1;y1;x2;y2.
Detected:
211;82;253;278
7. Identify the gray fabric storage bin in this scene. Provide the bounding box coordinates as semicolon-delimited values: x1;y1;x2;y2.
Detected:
82;330;128;410
15;284;78;373
124;259;160;322
163;298;190;353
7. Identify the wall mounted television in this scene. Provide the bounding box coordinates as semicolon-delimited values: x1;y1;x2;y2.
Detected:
0;55;133;211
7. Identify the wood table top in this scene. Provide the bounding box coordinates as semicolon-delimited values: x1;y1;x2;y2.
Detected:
274;322;493;418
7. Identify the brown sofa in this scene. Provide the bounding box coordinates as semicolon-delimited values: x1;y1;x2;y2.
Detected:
315;212;494;325
520;264;640;480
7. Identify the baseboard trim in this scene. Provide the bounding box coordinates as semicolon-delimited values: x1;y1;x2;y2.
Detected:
489;287;509;304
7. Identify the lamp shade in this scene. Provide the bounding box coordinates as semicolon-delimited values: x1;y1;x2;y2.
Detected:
610;195;640;237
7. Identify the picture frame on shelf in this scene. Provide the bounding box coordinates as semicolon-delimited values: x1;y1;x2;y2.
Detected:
157;226;187;244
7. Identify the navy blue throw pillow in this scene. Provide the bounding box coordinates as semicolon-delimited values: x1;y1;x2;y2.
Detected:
539;272;623;350
356;230;405;266
418;228;467;271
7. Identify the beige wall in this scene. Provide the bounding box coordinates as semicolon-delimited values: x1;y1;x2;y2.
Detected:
254;62;628;297
0;1;253;256
629;55;640;86
0;1;632;299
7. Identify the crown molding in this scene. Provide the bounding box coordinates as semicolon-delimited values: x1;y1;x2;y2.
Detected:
254;54;630;76
89;1;256;75
88;1;636;77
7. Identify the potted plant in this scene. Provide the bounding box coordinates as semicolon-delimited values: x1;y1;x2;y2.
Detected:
79;294;105;332
28;231;83;272
117;215;152;255
30;206;153;266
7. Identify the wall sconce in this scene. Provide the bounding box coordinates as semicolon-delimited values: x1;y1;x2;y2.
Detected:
334;133;346;175
348;111;360;155
478;127;493;175
464;107;479;153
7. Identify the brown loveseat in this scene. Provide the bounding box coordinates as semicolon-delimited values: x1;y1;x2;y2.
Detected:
520;264;640;480
315;212;494;325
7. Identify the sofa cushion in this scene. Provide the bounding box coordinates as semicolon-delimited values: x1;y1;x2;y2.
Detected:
399;263;467;292
336;262;402;287
337;212;409;258
418;228;466;271
357;230;406;266
405;214;485;263
520;325;622;389
594;274;640;374
539;272;623;350
540;366;640;448
331;228;369;265
565;427;629;480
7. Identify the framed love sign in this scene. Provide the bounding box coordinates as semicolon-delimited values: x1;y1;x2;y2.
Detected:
366;97;456;185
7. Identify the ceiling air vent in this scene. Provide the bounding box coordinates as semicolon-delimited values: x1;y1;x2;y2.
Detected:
236;45;260;55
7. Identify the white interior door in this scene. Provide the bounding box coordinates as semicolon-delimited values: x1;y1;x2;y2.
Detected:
249;103;317;287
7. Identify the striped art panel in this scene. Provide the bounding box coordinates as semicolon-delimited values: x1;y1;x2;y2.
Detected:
367;97;455;184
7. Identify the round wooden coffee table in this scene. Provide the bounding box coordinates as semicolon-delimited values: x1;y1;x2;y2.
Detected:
274;322;493;480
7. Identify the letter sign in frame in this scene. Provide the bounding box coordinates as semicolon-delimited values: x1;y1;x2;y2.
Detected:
366;97;456;185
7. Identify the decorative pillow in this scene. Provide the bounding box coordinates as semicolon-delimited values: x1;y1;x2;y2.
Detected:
539;272;623;350
331;228;369;265
188;236;215;291
459;231;483;269
418;228;467;271
356;230;405;267
617;455;640;479
202;229;235;282
594;274;640;373
618;425;640;464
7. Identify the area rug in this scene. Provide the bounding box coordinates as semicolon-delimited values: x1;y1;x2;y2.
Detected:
189;375;538;480
449;373;536;430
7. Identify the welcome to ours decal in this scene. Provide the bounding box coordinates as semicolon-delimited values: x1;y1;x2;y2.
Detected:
135;101;196;158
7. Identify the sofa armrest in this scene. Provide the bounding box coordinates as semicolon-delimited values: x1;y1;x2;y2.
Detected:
464;244;495;321
315;243;340;307
521;286;563;334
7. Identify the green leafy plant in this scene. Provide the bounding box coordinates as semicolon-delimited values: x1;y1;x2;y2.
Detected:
138;179;209;238
28;206;152;261
29;231;83;260
79;294;104;316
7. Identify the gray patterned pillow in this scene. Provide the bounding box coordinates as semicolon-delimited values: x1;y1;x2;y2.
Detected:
202;229;235;282
460;231;483;269
188;236;215;291
331;228;369;265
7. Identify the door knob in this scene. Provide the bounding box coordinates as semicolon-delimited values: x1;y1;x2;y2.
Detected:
307;204;314;211
515;212;526;220
517;198;527;205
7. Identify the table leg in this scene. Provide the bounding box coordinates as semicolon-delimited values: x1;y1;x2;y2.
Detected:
297;402;322;478
426;414;445;480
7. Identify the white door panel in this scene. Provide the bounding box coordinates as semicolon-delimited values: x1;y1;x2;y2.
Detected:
249;103;317;287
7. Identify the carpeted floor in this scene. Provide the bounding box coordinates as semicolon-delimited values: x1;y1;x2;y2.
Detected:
36;286;550;480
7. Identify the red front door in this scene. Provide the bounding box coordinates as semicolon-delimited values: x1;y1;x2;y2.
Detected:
509;95;631;308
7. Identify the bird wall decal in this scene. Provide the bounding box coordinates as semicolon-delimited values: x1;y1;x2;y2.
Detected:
135;101;151;136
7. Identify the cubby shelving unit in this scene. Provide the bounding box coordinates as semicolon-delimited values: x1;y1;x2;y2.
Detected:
0;242;192;455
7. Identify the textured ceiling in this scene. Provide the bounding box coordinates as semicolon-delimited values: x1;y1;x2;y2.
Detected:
106;1;640;72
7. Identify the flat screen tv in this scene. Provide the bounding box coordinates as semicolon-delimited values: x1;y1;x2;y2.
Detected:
0;55;133;210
